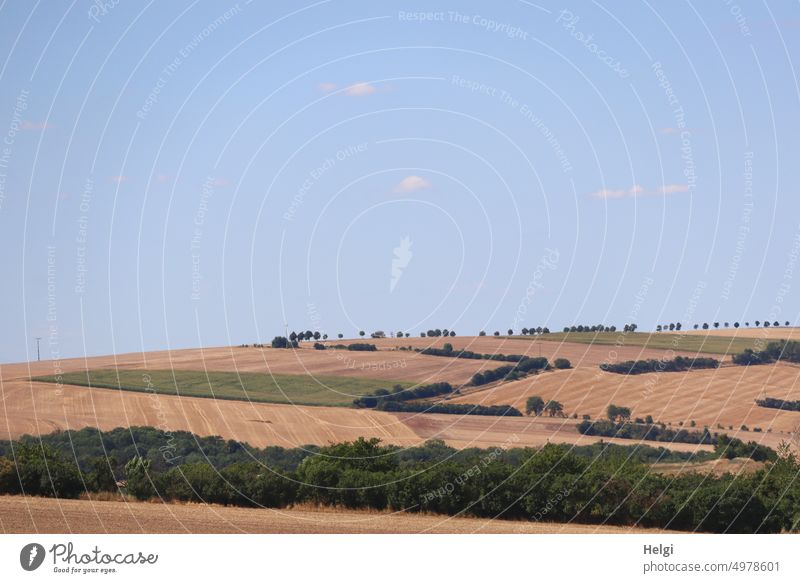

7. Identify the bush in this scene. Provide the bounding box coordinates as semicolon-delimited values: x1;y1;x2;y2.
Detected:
755;397;800;412
601;356;719;375
470;357;549;386
553;358;572;369
353;382;455;409
313;342;325;350
377;402;523;417
347;343;377;351
733;340;800;366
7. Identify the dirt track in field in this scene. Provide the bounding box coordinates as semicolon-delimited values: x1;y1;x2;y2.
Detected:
0;496;674;534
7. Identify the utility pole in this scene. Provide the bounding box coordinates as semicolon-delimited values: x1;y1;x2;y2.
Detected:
35;337;42;361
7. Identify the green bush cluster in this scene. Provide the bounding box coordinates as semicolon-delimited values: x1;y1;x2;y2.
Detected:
755;397;800;412
600;356;719;375
346;343;377;351
352;382;455;409
470;357;550;386
733;340;800;366
377;402;522;416
3;429;797;532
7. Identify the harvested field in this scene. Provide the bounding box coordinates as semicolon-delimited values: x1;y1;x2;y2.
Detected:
680;326;800;340
371;335;712;366
652;457;766;477
0;495;676;534
518;331;761;356
0;338;785;452
450;362;800;450
0;376;713;452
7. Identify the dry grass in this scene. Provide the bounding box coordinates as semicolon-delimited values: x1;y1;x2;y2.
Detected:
1;337;794;452
449;362;800;451
0;495;675;534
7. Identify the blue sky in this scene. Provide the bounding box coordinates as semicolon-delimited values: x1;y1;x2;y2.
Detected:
1;0;799;363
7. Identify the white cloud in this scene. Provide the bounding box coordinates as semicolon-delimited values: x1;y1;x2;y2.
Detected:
394;175;431;193
21;121;53;131
590;183;690;199
590;188;628;199
318;82;337;92
657;183;690;194
344;82;377;96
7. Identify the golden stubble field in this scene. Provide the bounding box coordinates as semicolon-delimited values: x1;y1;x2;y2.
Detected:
0;496;675;534
1;335;797;452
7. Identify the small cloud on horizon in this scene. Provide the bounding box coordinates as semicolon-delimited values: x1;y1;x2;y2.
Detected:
590;183;690;199
21;121;53;131
344;82;377;96
394;175;431;193
318;81;380;96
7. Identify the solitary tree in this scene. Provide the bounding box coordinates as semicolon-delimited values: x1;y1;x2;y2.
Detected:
734;322;739;328
545;400;564;417
525;396;545;416
607;404;631;423
507;329;514;336
479;331;486;336
359;330;365;337
338;333;343;339
494;331;500;336
702;323;709;329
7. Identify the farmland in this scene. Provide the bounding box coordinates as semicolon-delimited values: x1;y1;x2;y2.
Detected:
2;335;798;453
31;369;411;407
0;496;671;534
509;331;762;355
